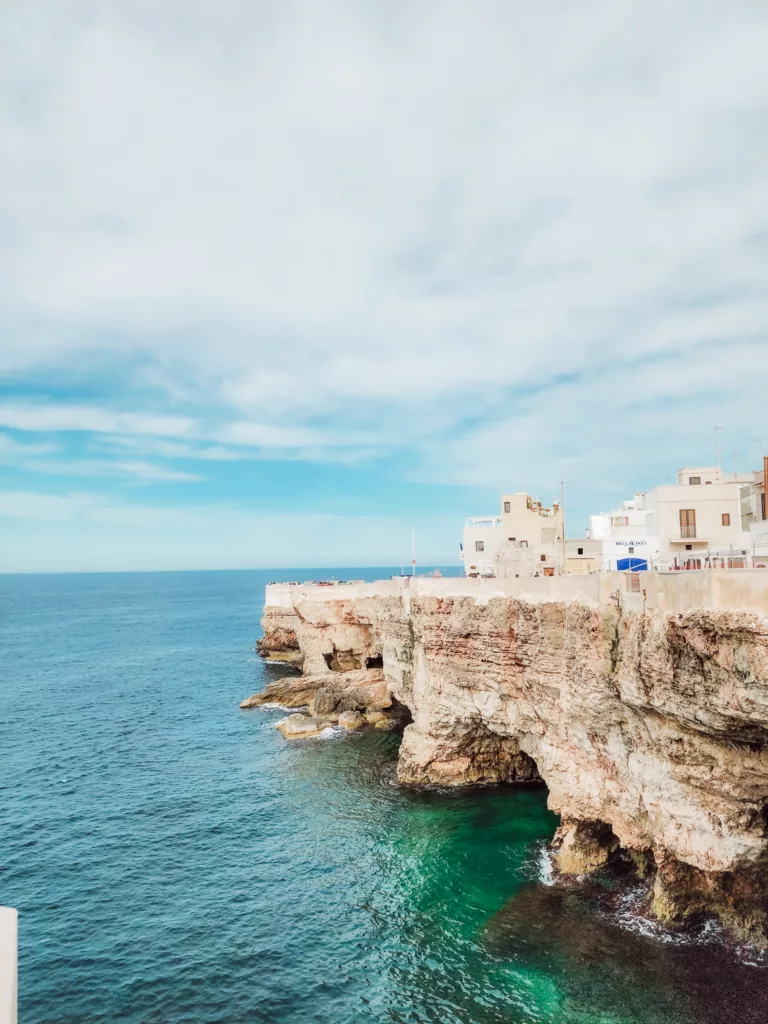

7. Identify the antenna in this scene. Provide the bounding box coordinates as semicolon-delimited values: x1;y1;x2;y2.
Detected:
714;426;723;478
411;526;416;577
560;480;567;576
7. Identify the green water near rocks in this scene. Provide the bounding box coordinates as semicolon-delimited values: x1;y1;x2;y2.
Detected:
2;569;765;1023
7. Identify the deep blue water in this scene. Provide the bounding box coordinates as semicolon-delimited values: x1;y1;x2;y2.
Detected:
2;569;766;1024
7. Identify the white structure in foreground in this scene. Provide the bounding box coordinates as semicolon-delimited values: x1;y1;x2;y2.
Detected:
0;908;17;1024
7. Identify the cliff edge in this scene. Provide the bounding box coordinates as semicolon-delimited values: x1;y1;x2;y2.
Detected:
254;573;768;944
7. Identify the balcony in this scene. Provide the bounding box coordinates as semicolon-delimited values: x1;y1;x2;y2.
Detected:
680;525;696;539
465;517;501;528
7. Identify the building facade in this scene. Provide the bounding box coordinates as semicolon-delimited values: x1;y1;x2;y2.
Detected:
642;466;754;569
588;497;660;571
462;492;564;577
462;462;765;577
743;457;768;564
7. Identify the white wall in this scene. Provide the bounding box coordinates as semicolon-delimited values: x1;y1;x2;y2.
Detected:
265;569;768;616
646;482;746;562
462;522;504;573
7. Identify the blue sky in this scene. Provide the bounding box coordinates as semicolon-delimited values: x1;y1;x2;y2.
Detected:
2;0;768;571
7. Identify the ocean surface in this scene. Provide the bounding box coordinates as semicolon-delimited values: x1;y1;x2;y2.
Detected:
2;568;766;1024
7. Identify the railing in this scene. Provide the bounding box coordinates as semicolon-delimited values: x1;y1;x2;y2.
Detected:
465;517;502;527
680;525;697;539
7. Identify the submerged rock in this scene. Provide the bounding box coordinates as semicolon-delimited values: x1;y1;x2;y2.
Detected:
485;879;768;1024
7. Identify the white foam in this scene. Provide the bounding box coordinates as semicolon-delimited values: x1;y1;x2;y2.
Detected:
537;845;556;886
315;726;343;740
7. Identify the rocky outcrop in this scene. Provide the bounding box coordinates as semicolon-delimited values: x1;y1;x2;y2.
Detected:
241;667;408;735
276;713;329;739
255;605;304;668
256;575;768;944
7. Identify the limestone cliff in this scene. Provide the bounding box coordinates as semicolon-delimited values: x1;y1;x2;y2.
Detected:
256;574;768;944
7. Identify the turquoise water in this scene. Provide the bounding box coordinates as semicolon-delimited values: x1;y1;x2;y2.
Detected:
2;569;766;1023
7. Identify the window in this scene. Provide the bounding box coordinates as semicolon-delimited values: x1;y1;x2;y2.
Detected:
540;554;546;562
508;537;515;542
685;544;692;551
614;516;628;526
475;540;484;552
628;546;634;554
578;547;584;555
679;509;696;539
503;501;510;513
722;513;731;526
689;476;701;485
762;493;766;521
520;540;528;548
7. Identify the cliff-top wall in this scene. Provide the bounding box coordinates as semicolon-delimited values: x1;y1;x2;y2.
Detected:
258;572;768;943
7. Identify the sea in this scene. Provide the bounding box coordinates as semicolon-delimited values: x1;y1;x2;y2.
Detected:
2;568;766;1024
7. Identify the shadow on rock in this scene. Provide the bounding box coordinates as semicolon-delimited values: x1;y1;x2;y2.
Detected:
484;879;768;1024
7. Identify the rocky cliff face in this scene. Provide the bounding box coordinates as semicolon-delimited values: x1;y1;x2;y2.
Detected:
257;579;768;944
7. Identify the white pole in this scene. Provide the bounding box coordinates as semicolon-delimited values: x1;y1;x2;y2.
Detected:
411;526;416;576
400;534;404;576
0;907;17;1024
560;480;567;576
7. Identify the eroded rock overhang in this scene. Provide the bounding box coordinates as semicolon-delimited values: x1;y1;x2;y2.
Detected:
258;572;768;943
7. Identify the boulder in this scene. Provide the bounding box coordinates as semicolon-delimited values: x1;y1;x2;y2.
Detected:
552;819;620;875
364;710;388;726
275;714;327;739
338;710;366;731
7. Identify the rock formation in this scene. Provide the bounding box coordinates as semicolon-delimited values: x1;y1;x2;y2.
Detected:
255;576;768;945
241;667;408;737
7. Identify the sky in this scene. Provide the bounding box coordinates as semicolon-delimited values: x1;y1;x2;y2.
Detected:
1;0;768;572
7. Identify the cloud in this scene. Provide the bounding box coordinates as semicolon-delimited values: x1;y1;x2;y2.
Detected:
0;1;767;567
99;435;243;461
23;458;203;482
0;432;60;458
0;403;194;438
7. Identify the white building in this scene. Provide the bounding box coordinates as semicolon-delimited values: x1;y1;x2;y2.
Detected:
462;492;564;577
642;466;755;569
588;496;660;571
461;516;503;576
742;457;768;565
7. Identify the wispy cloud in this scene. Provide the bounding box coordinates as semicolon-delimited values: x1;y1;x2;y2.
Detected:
0;1;767;567
0;432;60;458
24;458;203;482
99;435;243;461
0;403;194;439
